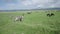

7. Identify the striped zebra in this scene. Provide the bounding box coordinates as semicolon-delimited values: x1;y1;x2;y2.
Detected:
14;14;24;22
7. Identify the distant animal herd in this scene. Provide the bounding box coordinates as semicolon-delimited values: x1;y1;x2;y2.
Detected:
12;11;55;22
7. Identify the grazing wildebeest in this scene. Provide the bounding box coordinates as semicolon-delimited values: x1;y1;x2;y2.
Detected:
51;13;54;16
47;13;54;17
15;14;24;22
47;14;51;17
27;11;32;14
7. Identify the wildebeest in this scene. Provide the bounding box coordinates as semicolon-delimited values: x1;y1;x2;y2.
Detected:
27;11;32;14
51;13;54;16
47;13;54;17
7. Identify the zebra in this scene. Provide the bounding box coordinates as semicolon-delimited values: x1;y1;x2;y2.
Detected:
14;14;24;22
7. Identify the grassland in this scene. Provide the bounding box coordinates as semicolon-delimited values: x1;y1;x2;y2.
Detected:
0;10;60;34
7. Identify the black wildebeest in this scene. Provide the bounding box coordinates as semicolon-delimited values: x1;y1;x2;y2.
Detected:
27;11;32;14
47;13;54;17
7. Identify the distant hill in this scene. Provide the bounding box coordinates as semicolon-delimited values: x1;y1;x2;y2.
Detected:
0;8;60;12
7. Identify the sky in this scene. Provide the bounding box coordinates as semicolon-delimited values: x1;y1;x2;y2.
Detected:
0;0;60;10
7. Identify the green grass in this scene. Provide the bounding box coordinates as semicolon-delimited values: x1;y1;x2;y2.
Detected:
0;11;60;34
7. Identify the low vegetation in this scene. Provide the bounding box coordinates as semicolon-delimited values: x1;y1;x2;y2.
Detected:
0;10;60;34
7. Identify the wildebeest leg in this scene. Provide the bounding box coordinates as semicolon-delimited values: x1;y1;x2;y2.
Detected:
49;15;51;17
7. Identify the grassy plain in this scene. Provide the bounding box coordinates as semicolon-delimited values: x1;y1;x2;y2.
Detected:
0;10;60;34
